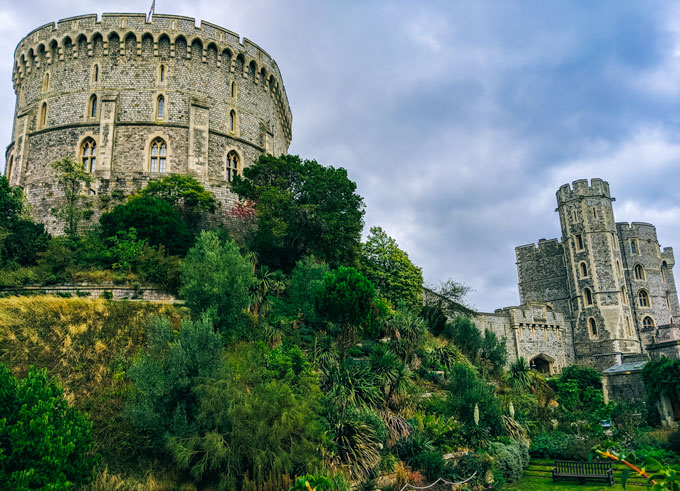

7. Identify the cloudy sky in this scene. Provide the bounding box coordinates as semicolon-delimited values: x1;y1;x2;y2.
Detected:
2;1;680;311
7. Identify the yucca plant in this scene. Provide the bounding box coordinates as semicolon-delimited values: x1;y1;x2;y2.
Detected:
508;357;531;392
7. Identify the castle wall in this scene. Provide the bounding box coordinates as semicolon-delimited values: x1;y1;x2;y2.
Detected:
5;13;292;233
516;239;570;315
476;303;572;374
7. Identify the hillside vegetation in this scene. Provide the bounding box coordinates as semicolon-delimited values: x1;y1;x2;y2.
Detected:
0;157;679;490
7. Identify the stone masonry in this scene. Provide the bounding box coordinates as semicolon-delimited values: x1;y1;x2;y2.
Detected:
513;179;680;371
4;13;292;232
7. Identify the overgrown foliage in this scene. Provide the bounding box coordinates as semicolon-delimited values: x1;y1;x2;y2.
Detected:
179;231;255;335
232;154;365;271
360;226;423;310
50;156;93;236
0;364;96;489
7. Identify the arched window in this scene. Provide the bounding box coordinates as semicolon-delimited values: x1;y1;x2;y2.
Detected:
231;81;236;98
229;110;236;132
89;94;97;118
159;64;165;82
39;102;47;127
80;138;97;173
93;64;99;82
226;151;239;182
642;316;655;329
631;240;638;254
634;264;645;280
584;288;593;306
157;95;165;119
592;207;598;219
42;73;49;92
588;318;598;337
638;290;650;308
580;262;588;278
621;287;627;305
661;262;668;283
666;292;671;309
626;317;632;337
149;138;167;172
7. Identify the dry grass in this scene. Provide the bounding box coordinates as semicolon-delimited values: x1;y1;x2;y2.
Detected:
0;295;187;467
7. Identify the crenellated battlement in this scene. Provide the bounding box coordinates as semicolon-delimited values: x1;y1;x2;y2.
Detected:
12;13;291;139
516;238;563;262
556;178;613;205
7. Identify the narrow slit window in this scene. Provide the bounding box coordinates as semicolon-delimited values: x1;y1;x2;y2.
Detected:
160;65;165;82
575;234;584;250
229;110;236;132
89;95;97;118
39;102;47;127
631;240;637;254
94;64;99;82
157;95;165;119
580;262;588;278
584;288;593;306
626;318;632;337
589;318;597;337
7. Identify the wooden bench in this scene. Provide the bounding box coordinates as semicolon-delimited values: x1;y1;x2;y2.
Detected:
552;460;613;485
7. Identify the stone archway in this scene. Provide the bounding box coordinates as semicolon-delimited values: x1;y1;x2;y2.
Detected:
530;353;555;375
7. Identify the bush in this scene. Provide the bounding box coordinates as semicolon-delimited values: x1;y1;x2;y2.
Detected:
669;431;680;454
127;315;223;448
2;220;49;267
0;364;96;488
447;362;503;435
490;440;529;483
136;245;181;293
100;196;194;256
529;431;593;459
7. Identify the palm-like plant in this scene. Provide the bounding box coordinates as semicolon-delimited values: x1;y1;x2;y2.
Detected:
330;408;382;480
508;356;531;392
323;359;383;411
385;304;426;365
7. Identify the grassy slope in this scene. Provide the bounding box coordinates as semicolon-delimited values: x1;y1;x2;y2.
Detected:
0;296;187;477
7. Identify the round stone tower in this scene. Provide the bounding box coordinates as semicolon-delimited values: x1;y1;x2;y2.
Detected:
5;13;292;232
556;179;641;369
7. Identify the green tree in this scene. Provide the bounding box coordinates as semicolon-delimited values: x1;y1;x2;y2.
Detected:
179;231;255;334
231;154;365;271
0;176;49;267
0;175;24;225
316;267;375;358
422;279;476;336
138;174;218;227
360;226;423;310
127;315;223;447
50;157;93;236
0;364;95;489
100;196;194;256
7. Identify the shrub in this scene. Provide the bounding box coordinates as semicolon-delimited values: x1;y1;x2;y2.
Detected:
490;440;529;483
529;431;595;459
0;364;96;488
100;196;194;256
127;315;223;448
668;431;680;454
447;362;503;435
